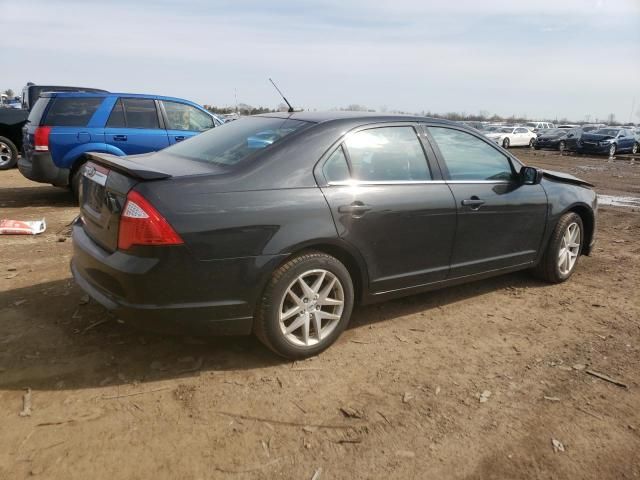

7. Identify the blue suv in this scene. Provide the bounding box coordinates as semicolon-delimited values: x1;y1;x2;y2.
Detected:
19;92;223;196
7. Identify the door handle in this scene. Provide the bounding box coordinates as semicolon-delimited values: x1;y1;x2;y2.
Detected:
174;136;185;142
461;197;485;209
338;201;372;216
113;135;127;141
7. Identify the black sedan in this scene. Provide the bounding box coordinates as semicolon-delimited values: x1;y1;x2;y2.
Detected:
72;113;597;358
534;128;582;152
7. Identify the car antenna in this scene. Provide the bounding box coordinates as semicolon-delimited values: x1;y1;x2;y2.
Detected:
269;78;295;113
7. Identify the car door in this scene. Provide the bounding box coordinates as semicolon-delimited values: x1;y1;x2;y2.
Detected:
104;97;170;155
514;127;530;146
565;128;580;150
618;130;633;152
318;124;457;294
160;100;215;145
425;125;548;278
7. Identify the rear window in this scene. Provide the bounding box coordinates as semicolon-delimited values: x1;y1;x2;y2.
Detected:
43;97;102;127
164;116;310;167
27;98;50;125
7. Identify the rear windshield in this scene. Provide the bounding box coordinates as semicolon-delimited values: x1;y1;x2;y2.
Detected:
27;98;50;125
43;97;103;127
164;116;310;166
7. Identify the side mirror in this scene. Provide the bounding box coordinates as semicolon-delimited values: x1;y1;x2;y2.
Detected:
520;166;543;185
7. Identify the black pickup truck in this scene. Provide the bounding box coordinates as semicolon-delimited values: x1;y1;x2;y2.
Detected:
0;83;107;170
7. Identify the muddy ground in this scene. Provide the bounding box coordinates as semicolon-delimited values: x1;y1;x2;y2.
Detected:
1;150;639;479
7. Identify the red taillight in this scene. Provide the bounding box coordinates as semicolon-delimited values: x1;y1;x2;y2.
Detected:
34;126;51;152
118;190;183;250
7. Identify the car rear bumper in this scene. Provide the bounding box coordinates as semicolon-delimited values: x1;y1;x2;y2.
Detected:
18;151;69;186
71;220;285;336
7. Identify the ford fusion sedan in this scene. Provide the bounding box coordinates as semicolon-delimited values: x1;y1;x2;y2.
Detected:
71;113;597;359
485;126;537;148
534;128;582;152
579;128;639;156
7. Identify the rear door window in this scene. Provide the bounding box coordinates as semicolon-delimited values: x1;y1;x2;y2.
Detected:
343;126;431;181
162;101;214;131
121;98;159;129
323;146;350;183
43;97;102;126
106;99;126;128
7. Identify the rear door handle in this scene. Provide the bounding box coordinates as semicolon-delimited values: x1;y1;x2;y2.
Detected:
338;201;372;216
175;136;185;142
461;197;485;209
113;135;127;141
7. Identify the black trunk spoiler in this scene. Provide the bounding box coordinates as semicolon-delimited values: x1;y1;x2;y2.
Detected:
85;152;172;181
541;169;594;188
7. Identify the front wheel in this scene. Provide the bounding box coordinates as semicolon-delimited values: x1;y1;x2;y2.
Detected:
609;143;617;157
0;136;19;170
558;141;566;153
632;143;639;155
502;137;510;149
254;251;354;359
533;212;584;283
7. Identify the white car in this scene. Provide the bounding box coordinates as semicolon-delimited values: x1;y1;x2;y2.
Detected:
525;121;555;131
485;126;537;149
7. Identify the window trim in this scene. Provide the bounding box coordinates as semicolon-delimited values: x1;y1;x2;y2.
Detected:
105;97;163;130
314;122;445;187
421;124;523;183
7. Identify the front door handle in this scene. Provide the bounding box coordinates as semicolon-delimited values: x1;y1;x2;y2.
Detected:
338;201;372;216
113;135;127;141
175;136;185;142
461;197;485;209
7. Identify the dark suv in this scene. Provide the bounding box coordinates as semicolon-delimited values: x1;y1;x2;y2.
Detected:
19;92;222;196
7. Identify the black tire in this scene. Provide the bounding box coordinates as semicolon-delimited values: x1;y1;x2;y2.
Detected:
0;136;19;170
558;141;566;153
533;212;584;284
529;138;535;148
534;145;541;150
502;137;510;149
633;143;639;155
609;143;617;157
254;251;354;359
70;161;86;203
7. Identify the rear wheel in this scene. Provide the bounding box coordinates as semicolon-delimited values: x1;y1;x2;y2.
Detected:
533;212;583;283
0;136;18;170
529;138;535;148
254;251;354;359
70;162;85;203
502;137;510;149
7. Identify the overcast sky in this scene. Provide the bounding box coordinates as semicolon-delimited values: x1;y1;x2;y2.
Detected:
2;0;639;121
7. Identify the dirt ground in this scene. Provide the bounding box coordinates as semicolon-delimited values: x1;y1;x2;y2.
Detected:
1;149;639;480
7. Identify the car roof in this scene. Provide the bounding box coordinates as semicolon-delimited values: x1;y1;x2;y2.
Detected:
40;91;203;105
255;110;459;125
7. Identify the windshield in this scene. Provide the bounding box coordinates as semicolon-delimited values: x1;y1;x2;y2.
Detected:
594;129;619;136
164;116;311;167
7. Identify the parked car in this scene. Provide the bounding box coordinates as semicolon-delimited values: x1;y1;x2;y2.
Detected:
578;127;639;156
19;92;222;197
0;83;107;170
534;128;582;152
485;126;537;148
71;112;597;359
525;121;555;132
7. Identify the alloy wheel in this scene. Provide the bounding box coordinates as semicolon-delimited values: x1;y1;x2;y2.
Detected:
0;141;13;168
559;141;566;152
278;269;345;347
558;222;581;275
633;143;638;155
503;138;509;148
609;144;616;157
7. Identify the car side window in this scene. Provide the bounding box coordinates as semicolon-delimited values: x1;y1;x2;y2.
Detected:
106;99;126;128
343;126;431;181
121;98;159;129
162;101;214;132
323;146;350;183
44;97;103;127
515;128;527;134
428;127;515;181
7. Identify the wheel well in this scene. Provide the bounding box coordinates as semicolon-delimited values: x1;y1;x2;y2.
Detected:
288;244;366;302
568;205;594;255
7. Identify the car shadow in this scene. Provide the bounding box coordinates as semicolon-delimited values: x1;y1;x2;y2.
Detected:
0;272;547;391
0;185;74;209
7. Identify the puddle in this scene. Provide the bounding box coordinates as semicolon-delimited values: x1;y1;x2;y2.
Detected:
598;195;640;208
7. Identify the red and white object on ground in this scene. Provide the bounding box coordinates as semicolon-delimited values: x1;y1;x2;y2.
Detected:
0;219;46;235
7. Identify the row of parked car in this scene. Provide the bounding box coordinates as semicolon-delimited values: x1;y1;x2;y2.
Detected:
461;121;639;156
